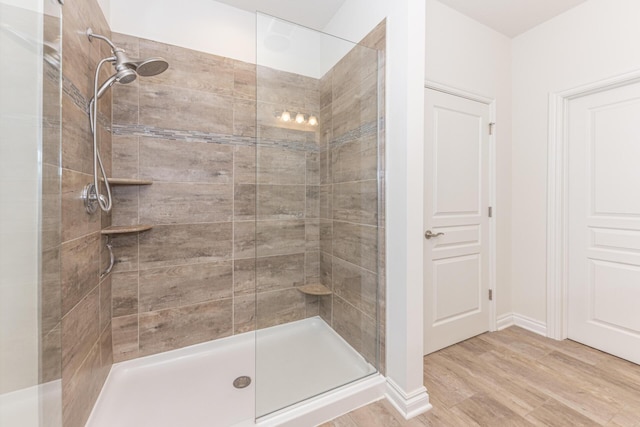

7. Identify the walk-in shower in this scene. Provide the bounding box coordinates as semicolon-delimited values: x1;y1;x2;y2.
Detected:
82;28;168;214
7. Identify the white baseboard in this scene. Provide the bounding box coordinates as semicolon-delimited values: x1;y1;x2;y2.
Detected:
497;313;547;337
384;378;432;420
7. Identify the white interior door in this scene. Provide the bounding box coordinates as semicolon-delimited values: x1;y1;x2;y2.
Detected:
568;81;640;365
423;88;491;355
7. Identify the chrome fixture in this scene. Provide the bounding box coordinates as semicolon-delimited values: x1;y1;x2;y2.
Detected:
83;28;169;214
100;236;115;278
233;376;252;389
276;110;318;126
424;230;444;240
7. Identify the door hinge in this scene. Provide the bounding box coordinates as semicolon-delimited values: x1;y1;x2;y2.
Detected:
489;289;493;301
489;122;496;135
488;206;493;218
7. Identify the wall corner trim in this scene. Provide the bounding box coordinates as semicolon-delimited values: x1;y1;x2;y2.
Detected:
384;378;432;420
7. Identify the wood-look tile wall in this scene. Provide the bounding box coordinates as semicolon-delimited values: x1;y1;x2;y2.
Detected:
60;0;114;426
318;21;386;372
108;34;322;361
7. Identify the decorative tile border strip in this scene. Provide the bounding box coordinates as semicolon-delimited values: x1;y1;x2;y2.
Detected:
62;75;110;129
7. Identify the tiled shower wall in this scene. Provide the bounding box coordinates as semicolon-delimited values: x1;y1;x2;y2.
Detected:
60;0;114;426
108;34;322;361
318;21;386;371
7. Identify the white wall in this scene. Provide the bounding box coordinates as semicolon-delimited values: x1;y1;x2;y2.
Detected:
424;0;513;319
511;0;640;324
110;0;335;78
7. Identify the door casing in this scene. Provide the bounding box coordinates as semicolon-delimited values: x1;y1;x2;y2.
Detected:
423;81;497;338
547;69;640;340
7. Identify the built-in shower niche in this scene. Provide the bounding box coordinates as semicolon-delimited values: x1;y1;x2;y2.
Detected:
254;13;383;417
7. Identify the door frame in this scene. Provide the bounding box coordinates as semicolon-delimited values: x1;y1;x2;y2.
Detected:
546;69;640;340
424;80;498;332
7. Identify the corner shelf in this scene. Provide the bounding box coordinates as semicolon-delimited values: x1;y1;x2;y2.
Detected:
101;224;153;235
106;178;153;186
297;284;332;296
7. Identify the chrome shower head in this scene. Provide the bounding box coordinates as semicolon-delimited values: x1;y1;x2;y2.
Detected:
133;57;169;77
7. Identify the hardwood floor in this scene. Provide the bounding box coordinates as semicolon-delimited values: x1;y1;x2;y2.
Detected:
322;327;640;426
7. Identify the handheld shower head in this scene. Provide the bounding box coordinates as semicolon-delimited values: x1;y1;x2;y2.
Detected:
94;68;137;100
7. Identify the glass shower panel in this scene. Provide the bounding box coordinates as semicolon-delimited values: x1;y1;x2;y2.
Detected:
255;13;380;418
0;0;62;426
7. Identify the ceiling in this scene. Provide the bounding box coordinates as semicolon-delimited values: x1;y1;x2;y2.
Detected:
215;0;347;30
435;0;588;38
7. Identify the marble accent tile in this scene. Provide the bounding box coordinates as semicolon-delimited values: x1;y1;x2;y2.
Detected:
257;147;306;185
234;258;255;296
305;295;320;317
256;220;306;257
61;95;92;175
41;247;61;334
320;252;332;289
332;221;377;272
333;296;377;365
306;219;320;251
256;254;305;292
112;314;139;362
139;223;233;269
234;60;256;101
333;180;378;226
62;287;99;383
111;32;139;57
256;288;307;329
112;185;139;226
307;152;320;185
61;232;100;316
62;341;104;427
319;295;332;325
138;182;233;225
139;261;233;312
99;275;112;333
331;134;377;184
257;185;305;219
234;145;256;185
138;37;235;96
112;80;139;125
139;299;233;355
332;44;377;104
41;324;61;383
333;257;377;317
320;220;333;254
111;271;138;317
110;233;138;273
306;186;320;219
305;251;320;284
112;135;139;179
234;294;256;334
319;149;332;185
139;83;233;135
99;324;113;368
257;66;309;111
139;138;233;183
234;98;256;138
234;184;256;221
320;185;333;220
234;221;256;260
61;169;93;243
41;164;61;252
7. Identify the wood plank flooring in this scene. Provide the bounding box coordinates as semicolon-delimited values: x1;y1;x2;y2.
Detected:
322;327;640;426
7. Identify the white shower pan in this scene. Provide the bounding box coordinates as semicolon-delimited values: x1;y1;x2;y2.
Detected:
86;317;384;427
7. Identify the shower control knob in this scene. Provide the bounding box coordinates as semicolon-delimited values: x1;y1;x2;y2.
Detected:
424;230;444;240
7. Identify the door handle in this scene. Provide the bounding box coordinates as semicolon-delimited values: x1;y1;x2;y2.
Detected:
424;230;444;240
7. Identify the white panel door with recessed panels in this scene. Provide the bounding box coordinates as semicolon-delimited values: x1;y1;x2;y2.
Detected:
568;81;640;364
423;88;490;355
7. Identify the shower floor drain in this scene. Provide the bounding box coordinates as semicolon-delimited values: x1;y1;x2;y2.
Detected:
233;376;252;389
